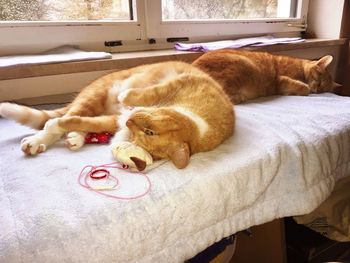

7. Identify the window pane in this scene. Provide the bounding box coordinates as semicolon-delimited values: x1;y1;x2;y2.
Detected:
162;0;296;20
0;0;133;21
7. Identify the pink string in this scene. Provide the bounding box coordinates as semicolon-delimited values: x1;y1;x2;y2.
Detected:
78;162;152;200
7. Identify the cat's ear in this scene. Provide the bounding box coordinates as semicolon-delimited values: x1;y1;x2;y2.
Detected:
167;142;190;169
317;55;333;69
331;81;342;91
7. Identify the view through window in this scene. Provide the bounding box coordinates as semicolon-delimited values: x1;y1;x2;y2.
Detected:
0;0;305;55
0;0;133;21
162;0;295;20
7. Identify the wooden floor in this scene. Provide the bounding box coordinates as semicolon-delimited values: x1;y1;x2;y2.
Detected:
209;219;287;263
230;219;286;263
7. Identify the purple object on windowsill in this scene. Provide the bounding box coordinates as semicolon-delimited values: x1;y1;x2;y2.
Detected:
174;35;305;52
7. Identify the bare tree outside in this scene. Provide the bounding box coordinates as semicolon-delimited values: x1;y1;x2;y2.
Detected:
162;0;280;20
0;0;130;21
0;0;50;21
50;0;129;20
0;0;288;22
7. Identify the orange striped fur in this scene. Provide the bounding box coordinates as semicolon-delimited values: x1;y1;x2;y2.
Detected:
193;49;339;104
0;103;68;129
0;61;234;169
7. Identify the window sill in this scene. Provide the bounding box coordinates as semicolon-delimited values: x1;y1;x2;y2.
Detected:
0;38;346;81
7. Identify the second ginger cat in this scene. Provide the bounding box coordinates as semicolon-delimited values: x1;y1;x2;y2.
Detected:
193;49;340;104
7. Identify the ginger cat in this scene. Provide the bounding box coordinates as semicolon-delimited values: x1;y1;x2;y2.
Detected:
193;49;340;104
0;61;234;170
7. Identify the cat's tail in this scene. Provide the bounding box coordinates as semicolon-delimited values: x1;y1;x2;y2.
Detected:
0;102;68;129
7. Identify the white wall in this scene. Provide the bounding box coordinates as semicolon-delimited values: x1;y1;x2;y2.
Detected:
0;71;110;102
307;0;345;38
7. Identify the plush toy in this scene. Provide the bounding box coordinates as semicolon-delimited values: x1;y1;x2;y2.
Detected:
85;132;113;144
111;141;153;171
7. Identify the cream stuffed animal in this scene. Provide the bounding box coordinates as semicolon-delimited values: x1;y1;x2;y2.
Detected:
112;142;153;171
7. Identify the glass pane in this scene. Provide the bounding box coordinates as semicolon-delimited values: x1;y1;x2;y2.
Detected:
162;0;296;20
0;0;133;21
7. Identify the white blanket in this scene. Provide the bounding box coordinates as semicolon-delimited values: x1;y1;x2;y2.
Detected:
1;94;350;262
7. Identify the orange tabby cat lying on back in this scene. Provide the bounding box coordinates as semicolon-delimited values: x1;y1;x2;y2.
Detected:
0;61;234;170
193;49;340;104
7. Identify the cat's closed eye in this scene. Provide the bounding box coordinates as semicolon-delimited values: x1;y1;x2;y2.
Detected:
310;68;320;80
144;129;156;136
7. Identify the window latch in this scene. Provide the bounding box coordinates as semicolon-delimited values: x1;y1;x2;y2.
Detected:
166;37;189;43
104;40;123;47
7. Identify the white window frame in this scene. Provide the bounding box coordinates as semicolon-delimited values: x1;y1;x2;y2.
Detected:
0;0;147;56
146;0;309;39
0;0;309;56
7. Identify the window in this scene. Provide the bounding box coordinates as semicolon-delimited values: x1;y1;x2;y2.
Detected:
162;0;295;20
0;0;308;56
0;0;133;21
0;0;143;56
146;0;308;39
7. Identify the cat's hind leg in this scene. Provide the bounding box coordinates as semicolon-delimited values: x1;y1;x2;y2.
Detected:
21;115;118;155
21;124;65;155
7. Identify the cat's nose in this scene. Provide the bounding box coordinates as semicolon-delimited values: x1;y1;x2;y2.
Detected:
126;119;134;128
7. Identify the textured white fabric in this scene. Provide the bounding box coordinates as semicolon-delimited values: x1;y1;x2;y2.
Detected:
1;93;350;263
0;46;112;68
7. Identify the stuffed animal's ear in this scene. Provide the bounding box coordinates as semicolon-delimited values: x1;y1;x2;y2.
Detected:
167;143;190;169
317;55;333;69
130;157;147;171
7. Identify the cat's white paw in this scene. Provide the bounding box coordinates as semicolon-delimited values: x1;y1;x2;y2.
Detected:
117;89;131;104
65;132;85;151
21;136;47;155
44;118;64;134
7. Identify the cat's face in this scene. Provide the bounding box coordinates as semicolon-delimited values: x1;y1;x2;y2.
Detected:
126;108;190;169
305;55;341;93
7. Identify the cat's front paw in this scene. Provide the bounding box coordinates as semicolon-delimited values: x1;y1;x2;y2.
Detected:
21;136;46;155
65;132;85;151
